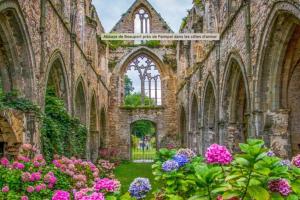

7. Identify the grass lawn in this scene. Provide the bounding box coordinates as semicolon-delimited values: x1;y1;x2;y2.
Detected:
114;162;158;199
132;148;156;160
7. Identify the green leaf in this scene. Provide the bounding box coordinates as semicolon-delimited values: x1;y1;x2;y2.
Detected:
247;186;270;200
291;182;300;195
270;193;284;200
287;194;298;200
222;191;241;199
166;195;184;200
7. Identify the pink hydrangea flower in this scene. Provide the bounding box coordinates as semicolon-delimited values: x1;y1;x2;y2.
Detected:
0;157;9;167
44;172;57;185
2;186;9;193
292;154;300;168
22;172;31;182
21;196;29;200
268;179;292;196
26;186;34;193
205;144;233;165
13;162;25;170
94;178;120;192
31;172;41;181
17;156;30;163
74;188;105;200
52;190;70;200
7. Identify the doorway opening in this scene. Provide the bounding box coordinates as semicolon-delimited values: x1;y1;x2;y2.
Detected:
130;120;157;162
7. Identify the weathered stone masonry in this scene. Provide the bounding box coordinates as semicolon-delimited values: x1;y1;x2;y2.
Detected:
178;0;300;158
0;0;110;160
0;0;300;160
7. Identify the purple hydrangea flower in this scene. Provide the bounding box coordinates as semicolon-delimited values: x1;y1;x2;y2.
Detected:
279;160;291;168
176;148;196;159
267;150;276;157
162;160;179;172
268;179;292;196
173;154;189;167
129;178;151;199
292;154;300;168
52;190;70;200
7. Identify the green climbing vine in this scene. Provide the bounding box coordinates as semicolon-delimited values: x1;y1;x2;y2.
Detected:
0;88;88;162
41;88;88;161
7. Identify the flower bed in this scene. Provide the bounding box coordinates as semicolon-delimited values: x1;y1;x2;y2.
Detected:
152;139;300;200
0;144;120;200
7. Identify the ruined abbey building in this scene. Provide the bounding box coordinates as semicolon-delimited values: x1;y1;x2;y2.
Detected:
0;0;299;160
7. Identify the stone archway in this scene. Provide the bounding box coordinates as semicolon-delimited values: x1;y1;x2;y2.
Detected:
0;2;36;153
45;52;69;108
202;79;216;152
75;78;87;124
222;55;250;152
255;4;300;157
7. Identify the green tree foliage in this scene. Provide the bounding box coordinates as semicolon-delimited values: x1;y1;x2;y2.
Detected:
124;75;134;96
131;120;155;138
124;92;154;106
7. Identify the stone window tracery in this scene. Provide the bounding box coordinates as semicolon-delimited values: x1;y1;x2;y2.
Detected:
124;55;161;106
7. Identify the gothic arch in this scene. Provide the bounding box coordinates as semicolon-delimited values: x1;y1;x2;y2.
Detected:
115;47;169;77
255;2;300;156
89;92;99;161
74;76;87;124
132;4;152;34
202;75;217;152
190;93;199;132
45;50;69;109
0;1;36;99
221;53;250;151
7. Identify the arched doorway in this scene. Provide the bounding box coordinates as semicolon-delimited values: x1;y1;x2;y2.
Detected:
203;80;216;152
130;120;157;162
222;57;249;152
75;79;87;124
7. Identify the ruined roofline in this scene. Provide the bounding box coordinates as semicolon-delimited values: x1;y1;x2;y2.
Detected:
110;0;174;33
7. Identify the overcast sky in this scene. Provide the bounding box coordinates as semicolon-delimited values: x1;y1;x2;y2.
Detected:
92;0;193;32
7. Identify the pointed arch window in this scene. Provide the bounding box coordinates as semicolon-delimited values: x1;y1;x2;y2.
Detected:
124;55;161;106
134;8;150;34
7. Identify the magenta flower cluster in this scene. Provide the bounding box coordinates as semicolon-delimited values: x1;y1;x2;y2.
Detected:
292;154;300;168
94;178;120;192
74;188;105;200
268;179;292;196
205;144;233;165
52;190;70;200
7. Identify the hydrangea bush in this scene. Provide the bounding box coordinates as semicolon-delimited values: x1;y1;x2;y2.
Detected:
0;144;120;200
152;139;300;200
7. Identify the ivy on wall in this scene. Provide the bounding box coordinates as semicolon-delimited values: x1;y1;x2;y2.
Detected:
41;88;88;161
0;89;88;162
